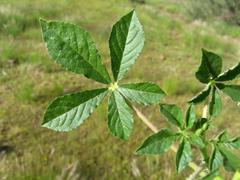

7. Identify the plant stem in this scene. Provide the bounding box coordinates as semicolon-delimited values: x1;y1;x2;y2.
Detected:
131;104;208;178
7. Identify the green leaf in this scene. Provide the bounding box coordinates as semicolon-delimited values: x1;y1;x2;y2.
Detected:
209;147;223;171
216;130;228;143
192;118;208;135
185;104;196;128
108;90;133;140
227;137;240;149
209;87;222;117
42;88;108;131
118;82;165;105
136;128;177;155
201;170;220;180
195;49;222;83
189;134;205;149
188;85;211;104
176;139;192;173
217;83;240;102
160;104;183;127
109;10;144;81
219;146;240;171
216;62;240;81
40;19;111;84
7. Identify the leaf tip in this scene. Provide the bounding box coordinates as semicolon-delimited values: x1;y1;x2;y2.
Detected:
135;145;144;154
201;48;208;54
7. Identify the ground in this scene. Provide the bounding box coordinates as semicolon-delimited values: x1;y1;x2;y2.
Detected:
0;0;240;179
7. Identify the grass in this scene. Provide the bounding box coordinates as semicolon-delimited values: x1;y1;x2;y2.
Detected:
0;0;240;179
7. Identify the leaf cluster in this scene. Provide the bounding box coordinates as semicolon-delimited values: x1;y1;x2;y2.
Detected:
136;49;240;176
40;10;240;178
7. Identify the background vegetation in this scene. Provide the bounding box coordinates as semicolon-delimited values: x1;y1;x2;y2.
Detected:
0;0;240;179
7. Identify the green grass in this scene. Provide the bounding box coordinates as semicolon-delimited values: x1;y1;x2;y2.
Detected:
0;0;240;179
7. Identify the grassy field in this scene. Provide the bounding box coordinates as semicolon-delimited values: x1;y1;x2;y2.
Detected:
0;0;240;179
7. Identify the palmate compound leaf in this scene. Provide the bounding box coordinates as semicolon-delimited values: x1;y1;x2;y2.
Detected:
209;87;222;117
40;19;111;84
195;49;222;84
42;88;108;131
118;82;166;105
108;90;134;140
176;139;192;173
136;128;178;155
216;62;240;81
216;83;240;102
188;85;211;104
109;10;144;81
160;104;183;128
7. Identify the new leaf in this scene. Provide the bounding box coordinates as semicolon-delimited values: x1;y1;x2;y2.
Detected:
42;88;108;131
40;19;111;84
109;10;144;81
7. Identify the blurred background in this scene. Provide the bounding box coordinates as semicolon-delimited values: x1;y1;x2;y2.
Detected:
0;0;240;179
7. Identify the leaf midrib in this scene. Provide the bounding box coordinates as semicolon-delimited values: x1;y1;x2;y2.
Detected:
120;86;162;95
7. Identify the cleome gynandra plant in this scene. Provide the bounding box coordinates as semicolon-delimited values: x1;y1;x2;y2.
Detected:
40;10;240;178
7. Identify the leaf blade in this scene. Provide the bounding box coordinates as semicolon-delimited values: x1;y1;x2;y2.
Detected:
160;104;183;127
188;85;211;104
42;88;108;131
40;19;111;84
186;104;196;128
195;49;222;83
227;137;240;149
219;146;240;171
209;87;222;117
136;128;177;155
216;62;240;81
189;134;205;149
217;83;240;102
119;82;166;105
176;139;192;173
109;10;144;81
108;90;134;140
209;147;223;171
